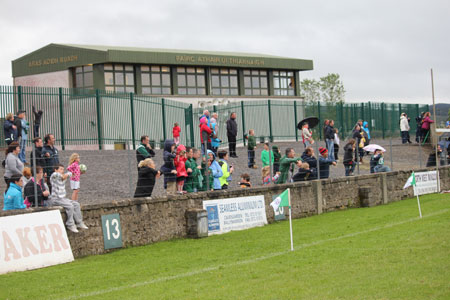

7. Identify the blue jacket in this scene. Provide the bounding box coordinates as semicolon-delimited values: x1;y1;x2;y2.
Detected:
21;118;30;139
3;183;26;210
3;119;17;142
363;121;371;140
207;150;223;190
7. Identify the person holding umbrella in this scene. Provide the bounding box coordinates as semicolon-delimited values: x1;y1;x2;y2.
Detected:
298;117;318;148
363;144;391;173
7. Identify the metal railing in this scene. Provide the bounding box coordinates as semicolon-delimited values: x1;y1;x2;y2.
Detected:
0;85;430;149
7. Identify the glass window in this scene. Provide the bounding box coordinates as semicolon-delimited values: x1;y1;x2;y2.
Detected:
243;69;268;96
209;68;238;96
273;70;295;96
176;67;206;95
140;65;172;95
104;64;135;93
73;65;94;90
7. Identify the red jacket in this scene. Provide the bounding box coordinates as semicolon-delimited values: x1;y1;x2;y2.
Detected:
175;145;188;178
200;123;212;143
173;126;181;138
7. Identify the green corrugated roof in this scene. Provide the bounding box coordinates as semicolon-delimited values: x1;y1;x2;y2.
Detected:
58;43;289;59
12;43;313;77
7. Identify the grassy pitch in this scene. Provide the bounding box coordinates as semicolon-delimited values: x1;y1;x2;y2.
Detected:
1;193;450;300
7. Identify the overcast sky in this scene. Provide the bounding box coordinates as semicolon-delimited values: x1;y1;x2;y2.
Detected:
0;0;448;104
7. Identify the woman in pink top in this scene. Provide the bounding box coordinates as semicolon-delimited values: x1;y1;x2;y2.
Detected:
67;153;81;200
421;112;434;143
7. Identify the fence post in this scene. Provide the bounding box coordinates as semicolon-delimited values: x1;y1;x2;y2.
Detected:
294;101;298;142
241;101;246;146
381;102;385;139
268;99;273;142
58;88;65;150
339;102;344;134
17;86;23;111
361;103;364;121
130;93;136;150
95;89;102;150
318;101;322;140
368;101;372;133
189;104;195;147
161;98;167;141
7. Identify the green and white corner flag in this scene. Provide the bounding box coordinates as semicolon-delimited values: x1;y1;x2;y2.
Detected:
403;172;416;189
270;188;294;251
270;189;290;211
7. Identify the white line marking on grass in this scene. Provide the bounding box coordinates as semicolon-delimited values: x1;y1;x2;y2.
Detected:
60;208;449;300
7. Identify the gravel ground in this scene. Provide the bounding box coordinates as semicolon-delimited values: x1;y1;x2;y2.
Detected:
0;138;437;208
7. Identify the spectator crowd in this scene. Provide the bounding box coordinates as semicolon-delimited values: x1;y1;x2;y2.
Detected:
2;107;450;235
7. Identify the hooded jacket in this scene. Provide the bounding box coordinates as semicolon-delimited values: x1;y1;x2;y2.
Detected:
3;119;17;143
161;139;177;182
199;117;212;143
399;116;410;132
207;150;223;190
3;183;26;211
362;121;371;140
175;144;188;178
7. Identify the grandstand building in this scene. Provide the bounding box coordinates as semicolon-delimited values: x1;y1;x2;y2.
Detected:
12;44;313;106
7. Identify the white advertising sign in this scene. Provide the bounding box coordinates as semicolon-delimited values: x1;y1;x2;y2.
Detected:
414;171;440;196
203;195;268;236
0;210;74;274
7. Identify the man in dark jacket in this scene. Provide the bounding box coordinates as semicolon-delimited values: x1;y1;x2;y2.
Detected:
42;133;59;190
226;112;238;157
30;137;46;169
301;147;335;179
136;135;155;166
3;113;17;145
32;106;43;138
160;139;177;194
324;120;335;161
24;166;49;207
13;112;23;140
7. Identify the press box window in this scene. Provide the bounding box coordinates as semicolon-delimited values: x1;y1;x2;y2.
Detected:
273;71;295;96
73;65;93;89
104;64;135;93
177;67;206;95
210;68;238;96
243;69;268;96
141;65;171;95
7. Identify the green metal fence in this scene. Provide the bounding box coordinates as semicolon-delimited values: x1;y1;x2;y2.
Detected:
0;85;430;149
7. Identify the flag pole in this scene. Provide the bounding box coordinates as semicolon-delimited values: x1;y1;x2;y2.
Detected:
288;188;294;251
414;185;422;218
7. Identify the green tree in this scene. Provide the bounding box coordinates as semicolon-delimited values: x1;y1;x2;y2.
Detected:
319;73;345;104
300;79;321;104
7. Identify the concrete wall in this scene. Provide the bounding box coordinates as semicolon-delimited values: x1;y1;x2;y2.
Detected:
14;70;70;88
1;166;449;258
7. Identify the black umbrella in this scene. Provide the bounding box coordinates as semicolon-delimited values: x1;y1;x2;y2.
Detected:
297;117;319;130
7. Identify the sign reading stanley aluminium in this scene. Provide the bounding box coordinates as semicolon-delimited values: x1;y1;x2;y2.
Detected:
203;195;268;236
0;210;74;274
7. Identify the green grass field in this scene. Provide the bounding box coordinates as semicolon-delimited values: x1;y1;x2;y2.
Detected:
2;193;450;300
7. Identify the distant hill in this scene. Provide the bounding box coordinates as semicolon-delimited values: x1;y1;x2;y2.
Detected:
434;103;450;124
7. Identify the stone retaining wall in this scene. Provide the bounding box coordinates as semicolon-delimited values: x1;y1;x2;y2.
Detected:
2;166;449;258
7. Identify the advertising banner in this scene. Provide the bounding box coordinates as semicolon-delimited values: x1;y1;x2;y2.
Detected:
0;210;74;274
203;195;267;236
414;171;440;196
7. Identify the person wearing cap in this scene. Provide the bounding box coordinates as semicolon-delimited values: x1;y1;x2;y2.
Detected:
301;147;336;179
15;110;29;163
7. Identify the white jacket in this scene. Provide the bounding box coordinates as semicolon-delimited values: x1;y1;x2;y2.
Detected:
400;116;410;131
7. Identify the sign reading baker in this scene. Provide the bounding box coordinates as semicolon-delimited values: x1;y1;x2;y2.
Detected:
0;210;74;274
